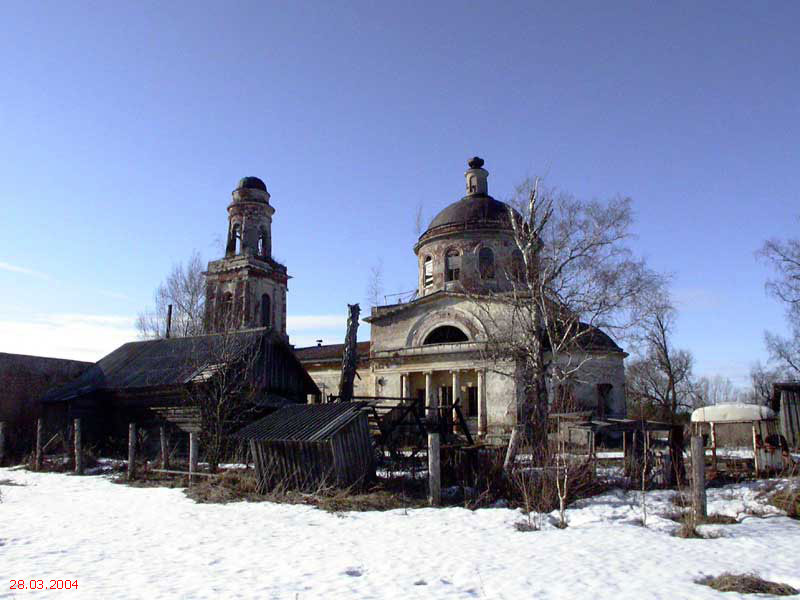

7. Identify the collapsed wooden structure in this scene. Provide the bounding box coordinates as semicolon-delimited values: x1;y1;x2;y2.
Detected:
550;412;685;484
236;402;375;491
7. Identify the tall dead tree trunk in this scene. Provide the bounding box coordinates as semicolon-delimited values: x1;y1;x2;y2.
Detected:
338;303;360;403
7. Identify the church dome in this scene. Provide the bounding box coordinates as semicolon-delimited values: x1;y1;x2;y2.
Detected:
419;158;519;242
426;195;516;231
236;176;267;192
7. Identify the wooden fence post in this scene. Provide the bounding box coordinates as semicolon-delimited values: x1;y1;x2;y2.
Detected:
160;425;169;470
127;423;136;481
35;418;44;471
691;434;707;521
189;432;198;485
74;418;83;475
0;421;6;467
428;431;441;506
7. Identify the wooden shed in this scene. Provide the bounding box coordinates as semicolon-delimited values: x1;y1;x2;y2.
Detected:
772;382;800;450
236;402;375;492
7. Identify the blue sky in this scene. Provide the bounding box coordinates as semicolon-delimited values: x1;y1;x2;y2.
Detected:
1;1;798;385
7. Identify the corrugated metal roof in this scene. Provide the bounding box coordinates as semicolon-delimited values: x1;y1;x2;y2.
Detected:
235;402;368;442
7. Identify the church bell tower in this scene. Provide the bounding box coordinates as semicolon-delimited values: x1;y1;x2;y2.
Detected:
204;176;289;338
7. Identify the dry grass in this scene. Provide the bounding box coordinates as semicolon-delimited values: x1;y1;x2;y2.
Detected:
697;573;798;595
769;487;800;520
701;514;739;525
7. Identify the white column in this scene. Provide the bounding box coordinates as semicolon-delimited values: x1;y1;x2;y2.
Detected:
401;373;410;399
477;369;487;438
424;372;431;408
452;370;461;434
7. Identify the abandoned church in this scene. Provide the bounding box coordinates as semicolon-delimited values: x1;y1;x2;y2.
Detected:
5;159;626;452
297;158;627;441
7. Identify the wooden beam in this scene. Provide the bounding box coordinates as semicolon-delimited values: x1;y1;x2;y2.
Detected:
127;423;136;480
35;418;43;471
74;418;83;475
189;432;199;485
0;421;5;467
160;425;169;470
428;431;441;506
691;435;707;520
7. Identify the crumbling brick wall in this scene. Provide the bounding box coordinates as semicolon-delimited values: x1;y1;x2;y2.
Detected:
0;352;91;458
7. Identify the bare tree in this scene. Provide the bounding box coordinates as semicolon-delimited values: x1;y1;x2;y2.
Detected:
749;362;786;405
183;329;261;472
758;228;800;377
694;375;747;406
625;296;698;422
472;178;662;468
366;259;384;307
414;202;424;237
137;251;206;339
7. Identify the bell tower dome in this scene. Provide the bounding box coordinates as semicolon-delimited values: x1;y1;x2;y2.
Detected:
204;177;289;338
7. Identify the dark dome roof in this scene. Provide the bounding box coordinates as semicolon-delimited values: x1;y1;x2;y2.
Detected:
236;176;267;192
426;195;518;232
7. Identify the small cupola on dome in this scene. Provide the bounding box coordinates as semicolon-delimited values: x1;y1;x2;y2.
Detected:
232;175;271;204
236;176;267;192
465;156;489;196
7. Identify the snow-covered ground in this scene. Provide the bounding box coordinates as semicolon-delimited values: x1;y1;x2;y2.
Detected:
1;467;799;599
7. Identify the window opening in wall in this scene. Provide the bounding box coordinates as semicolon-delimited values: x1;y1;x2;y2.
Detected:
597;383;613;420
258;229;268;258
423;325;468;345
220;292;234;328
232;224;242;255
445;249;461;282
423;256;433;288
467;386;478;417
479;247;495;279
261;294;271;327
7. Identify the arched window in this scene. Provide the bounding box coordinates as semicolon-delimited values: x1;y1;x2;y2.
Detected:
261;294;271;327
479;247;495;279
219;292;234;328
423;256;433;288
258;229;268;258
445;249;461;282
230;223;242;255
423;325;469;345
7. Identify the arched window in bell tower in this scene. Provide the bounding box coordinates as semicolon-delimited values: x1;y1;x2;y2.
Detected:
258;228;268;258
229;223;242;255
219;292;234;329
423;256;433;289
261;293;271;327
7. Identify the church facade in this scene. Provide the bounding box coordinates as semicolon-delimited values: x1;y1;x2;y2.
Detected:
298;158;627;440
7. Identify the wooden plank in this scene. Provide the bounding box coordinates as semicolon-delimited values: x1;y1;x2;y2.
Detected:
35;418;43;471
189;432;199;485
0;421;6;466
691;435;707;520
160;426;169;470
127;423;136;480
428;432;441;506
74;418;83;475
